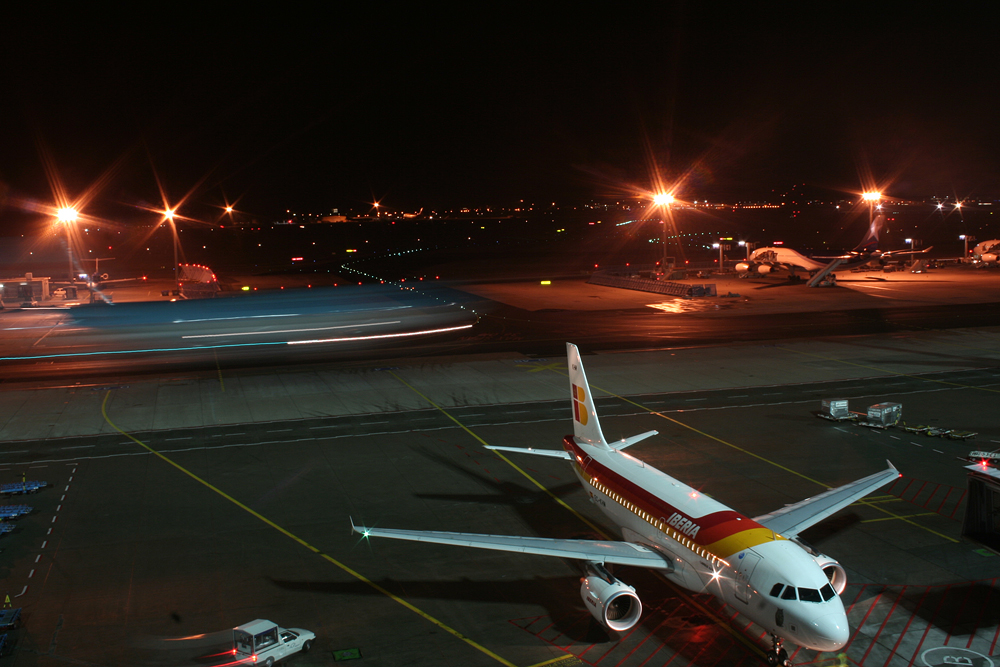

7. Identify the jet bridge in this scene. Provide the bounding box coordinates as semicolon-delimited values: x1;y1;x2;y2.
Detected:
962;456;1000;555
806;259;843;287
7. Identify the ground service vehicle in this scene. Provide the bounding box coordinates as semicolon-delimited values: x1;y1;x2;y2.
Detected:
233;619;315;665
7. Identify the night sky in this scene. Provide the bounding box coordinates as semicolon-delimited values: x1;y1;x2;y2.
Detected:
3;5;999;228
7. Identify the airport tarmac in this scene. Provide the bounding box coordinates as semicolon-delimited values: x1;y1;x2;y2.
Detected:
2;326;1000;666
2;269;1000;666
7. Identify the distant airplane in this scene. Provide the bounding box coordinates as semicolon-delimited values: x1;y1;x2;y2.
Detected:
735;215;932;285
971;239;1000;265
353;343;899;666
402;208;424;219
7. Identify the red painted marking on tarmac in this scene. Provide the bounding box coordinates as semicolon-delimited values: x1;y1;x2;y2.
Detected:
948;489;968;519
847;588;885;649
990;602;1000;655
966;578;996;649
844;583;870;615
860;585;907;664
634;605;686;667
884;586;931;666
912;480;930;505
898;478;915;498
934;486;954;514
944;584;977;646
906;583;954;667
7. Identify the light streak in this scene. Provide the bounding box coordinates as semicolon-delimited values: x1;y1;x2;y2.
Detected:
181;321;400;339
0;324;474;361
288;323;474;345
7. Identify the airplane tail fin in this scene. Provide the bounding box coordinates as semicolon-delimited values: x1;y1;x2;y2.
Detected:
852;214;884;254
566;343;609;449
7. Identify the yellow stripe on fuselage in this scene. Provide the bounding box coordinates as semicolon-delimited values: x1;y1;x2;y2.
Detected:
705;527;784;558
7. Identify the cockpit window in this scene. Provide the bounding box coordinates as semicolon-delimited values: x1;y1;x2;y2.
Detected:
798;587;822;603
780;586;797;600
821;584;835;601
769;583;784;597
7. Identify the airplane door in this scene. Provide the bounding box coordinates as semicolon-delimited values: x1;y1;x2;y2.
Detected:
734;551;761;604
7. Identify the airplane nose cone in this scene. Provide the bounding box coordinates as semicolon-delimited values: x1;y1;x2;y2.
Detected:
805;612;850;651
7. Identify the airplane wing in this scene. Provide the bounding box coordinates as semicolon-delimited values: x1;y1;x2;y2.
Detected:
351;521;673;569
753;462;899;539
484;445;572;460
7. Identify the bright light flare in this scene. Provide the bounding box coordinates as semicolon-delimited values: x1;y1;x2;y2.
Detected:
56;207;79;223
862;191;881;201
652;193;675;206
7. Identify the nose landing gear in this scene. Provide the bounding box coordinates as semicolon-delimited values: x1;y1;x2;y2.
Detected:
766;635;791;666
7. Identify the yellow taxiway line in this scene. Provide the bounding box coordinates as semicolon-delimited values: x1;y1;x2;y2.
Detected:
388;372;767;661
101;390;519;667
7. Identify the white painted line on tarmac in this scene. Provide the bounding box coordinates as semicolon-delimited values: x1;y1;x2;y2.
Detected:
309;425;338;429
0;451;29;455
64;485;70;491
266;429;292;433
29;465;47;468
934;449;944;454
28;569;35;578
507;410;531;414
68;476;73;482
14;586;27;597
889;435;900;440
47;528;52;535
686;398;706;402
60;495;65;501
51;516;57;523
56;505;61;512
61;445;95;450
41;540;47;549
35;554;41;563
165;437;193;441
912;442;922;446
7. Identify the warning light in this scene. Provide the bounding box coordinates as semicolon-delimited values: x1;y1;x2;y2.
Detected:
540;280;551;285
241;286;250;291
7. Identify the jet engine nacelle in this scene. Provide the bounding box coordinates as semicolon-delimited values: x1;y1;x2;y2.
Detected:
734;262;751;273
811;554;848;595
580;572;643;632
982;253;998;264
757;264;772;274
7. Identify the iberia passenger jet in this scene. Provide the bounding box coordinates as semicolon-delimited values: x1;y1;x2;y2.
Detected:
353;343;898;666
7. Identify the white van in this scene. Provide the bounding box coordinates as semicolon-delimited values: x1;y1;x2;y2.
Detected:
233;619;315;665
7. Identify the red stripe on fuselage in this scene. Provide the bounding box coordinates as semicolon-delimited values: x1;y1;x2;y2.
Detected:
561;435;764;546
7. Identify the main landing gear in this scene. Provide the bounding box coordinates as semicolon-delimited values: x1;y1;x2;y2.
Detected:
765;634;791;666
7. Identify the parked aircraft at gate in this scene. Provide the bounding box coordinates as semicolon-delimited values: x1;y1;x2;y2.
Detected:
972;239;1000;265
736;215;931;284
353;343;899;666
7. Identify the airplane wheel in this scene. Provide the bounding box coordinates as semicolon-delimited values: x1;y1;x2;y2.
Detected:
778;648;790;666
766;650;779;666
264;659;274;667
302;640;313;653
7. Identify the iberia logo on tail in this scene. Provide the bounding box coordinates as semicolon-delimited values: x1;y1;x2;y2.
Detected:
572;384;588;425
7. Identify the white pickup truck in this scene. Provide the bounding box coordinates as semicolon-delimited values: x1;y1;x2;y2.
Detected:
233;619;315;665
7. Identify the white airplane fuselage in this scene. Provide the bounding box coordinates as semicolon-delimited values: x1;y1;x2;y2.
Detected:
737;247;828;275
563;435;850;652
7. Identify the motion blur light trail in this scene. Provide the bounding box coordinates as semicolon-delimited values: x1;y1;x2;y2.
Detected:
0;323;474;361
